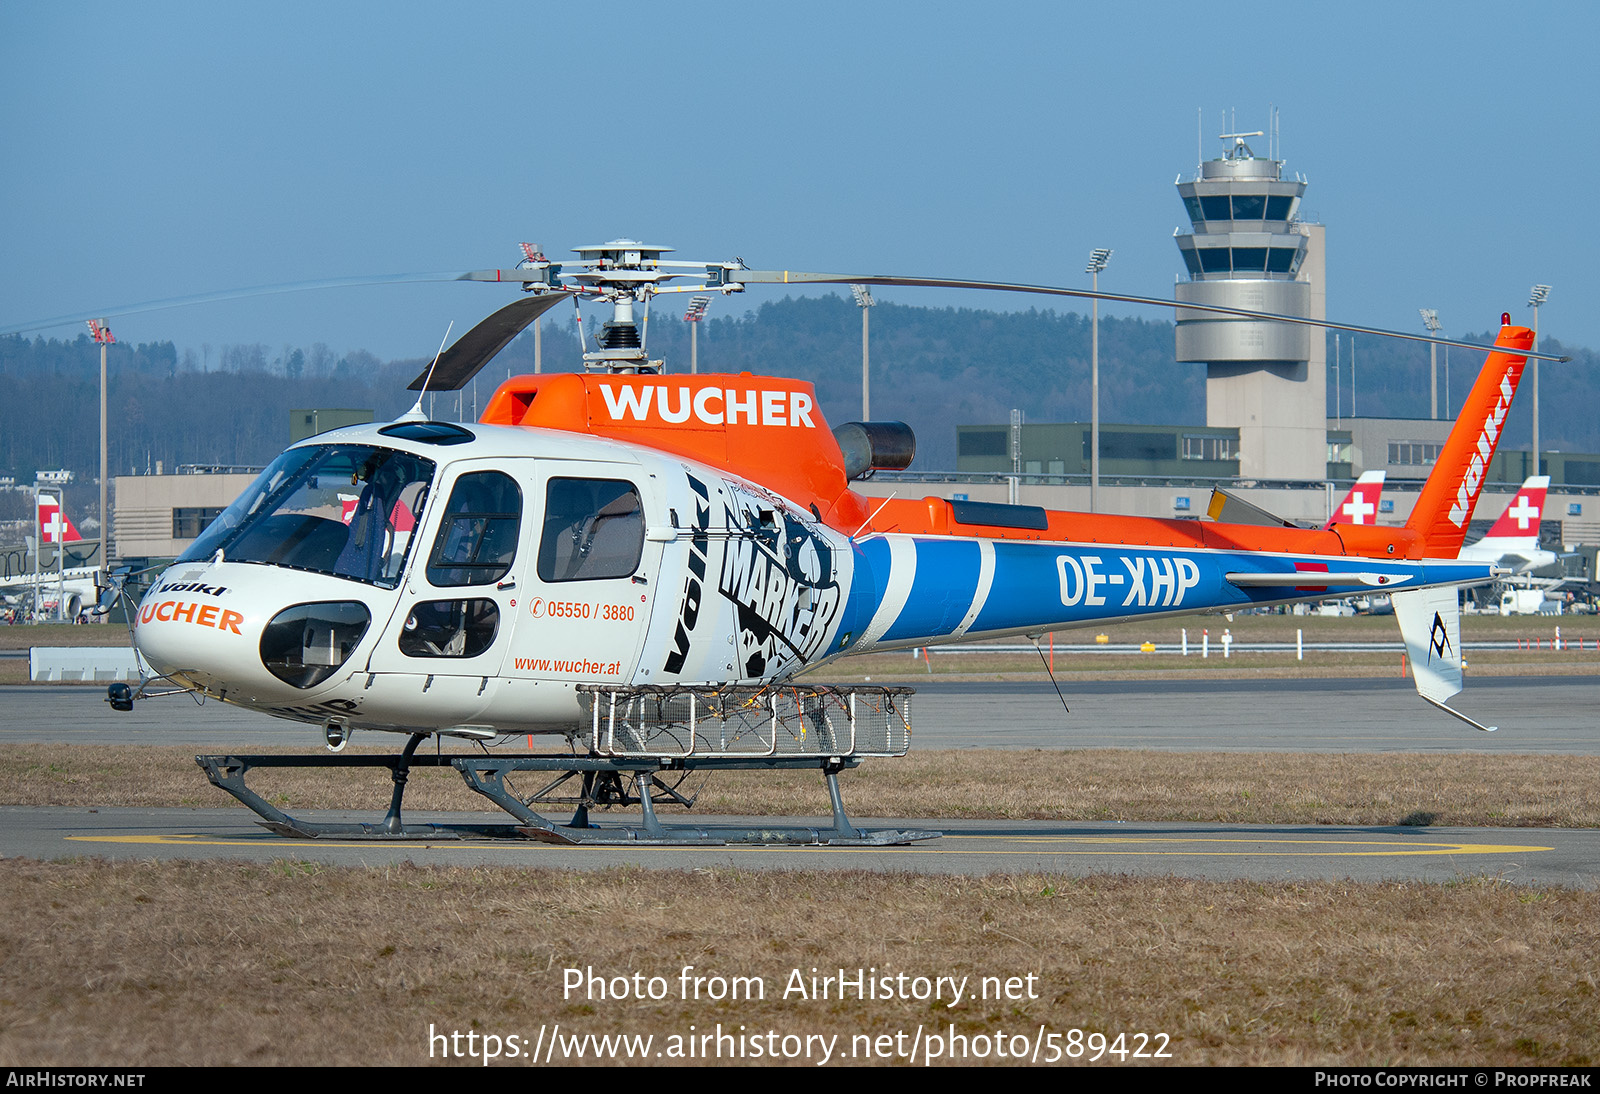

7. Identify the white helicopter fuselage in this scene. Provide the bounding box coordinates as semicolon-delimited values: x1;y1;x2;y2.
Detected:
131;419;861;738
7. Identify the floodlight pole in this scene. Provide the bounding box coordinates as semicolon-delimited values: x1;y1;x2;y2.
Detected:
851;285;875;419
1528;285;1550;478
1419;309;1440;419
88;319;114;590
862;304;869;418
684;296;711;374
520;243;546;374
1444;342;1450;418
1333;335;1341;429
1086;249;1113;513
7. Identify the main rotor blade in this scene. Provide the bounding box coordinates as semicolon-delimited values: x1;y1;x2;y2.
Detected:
408;292;570;392
731;271;1571;363
0;269;549;337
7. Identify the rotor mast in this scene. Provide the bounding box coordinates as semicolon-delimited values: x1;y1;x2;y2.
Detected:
504;240;750;374
568;241;675;372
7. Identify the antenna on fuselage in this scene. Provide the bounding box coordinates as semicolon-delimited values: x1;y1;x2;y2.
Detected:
396;321;455;423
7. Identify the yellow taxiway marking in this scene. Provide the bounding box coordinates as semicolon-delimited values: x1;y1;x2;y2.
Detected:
66;833;1555;857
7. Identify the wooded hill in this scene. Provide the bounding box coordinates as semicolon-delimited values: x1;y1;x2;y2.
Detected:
3;295;1592;488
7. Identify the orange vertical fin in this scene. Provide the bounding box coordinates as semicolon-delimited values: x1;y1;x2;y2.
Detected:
1405;318;1535;558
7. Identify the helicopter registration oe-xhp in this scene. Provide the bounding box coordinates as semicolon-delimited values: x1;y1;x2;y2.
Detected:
97;242;1545;846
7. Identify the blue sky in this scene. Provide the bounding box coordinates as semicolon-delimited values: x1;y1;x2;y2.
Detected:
3;1;1596;362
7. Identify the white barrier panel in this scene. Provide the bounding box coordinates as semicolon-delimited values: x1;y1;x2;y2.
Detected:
29;646;141;682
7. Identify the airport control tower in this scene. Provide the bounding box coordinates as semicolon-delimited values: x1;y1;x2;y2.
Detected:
1174;131;1326;480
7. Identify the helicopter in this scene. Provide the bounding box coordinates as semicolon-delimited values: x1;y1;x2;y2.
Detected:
81;240;1552;844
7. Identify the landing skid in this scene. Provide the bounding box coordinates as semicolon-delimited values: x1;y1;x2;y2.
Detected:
195;743;939;847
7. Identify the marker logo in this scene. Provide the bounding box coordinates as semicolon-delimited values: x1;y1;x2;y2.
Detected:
1428;611;1451;663
1448;369;1515;529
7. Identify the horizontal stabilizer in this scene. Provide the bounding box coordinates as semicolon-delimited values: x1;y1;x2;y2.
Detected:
1391;586;1497;732
1225;571;1401;588
408;292;570;392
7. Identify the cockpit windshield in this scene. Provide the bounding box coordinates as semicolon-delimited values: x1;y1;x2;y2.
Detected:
177;445;435;588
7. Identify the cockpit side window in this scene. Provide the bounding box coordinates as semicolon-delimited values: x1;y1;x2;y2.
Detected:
537;478;645;583
178;444;434;590
426;470;522;587
333;451;434;585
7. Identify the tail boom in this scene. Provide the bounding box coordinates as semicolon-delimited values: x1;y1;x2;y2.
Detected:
841;534;1496;652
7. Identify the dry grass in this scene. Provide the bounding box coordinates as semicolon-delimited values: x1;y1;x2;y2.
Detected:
0;860;1593;1066
812;611;1600;679
807;649;1600;682
11;611;1584;651
10;615;1599;688
0;623;124;650
8;650;1597;687
3;744;1597;828
1037;613;1595;645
